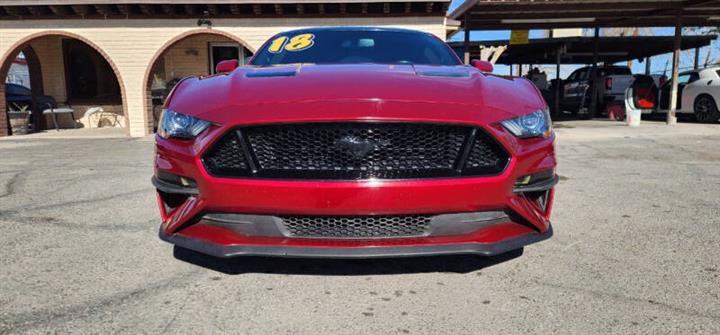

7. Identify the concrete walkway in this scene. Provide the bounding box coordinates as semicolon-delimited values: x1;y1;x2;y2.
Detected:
0;127;127;140
554;120;720;142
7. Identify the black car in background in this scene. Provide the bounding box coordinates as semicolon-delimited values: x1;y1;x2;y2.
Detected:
4;83;32;108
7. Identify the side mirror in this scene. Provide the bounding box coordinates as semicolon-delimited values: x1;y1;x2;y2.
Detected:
471;59;494;73
216;59;239;73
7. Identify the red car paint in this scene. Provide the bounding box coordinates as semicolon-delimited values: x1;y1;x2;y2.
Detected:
154;29;556;258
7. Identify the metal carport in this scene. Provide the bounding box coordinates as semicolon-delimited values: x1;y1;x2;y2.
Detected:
449;0;720;124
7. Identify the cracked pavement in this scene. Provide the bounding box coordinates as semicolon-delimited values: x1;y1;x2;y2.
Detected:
0;121;719;334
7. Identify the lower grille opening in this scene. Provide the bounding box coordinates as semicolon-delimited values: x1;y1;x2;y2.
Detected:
158;191;189;214
524;190;551;214
506;210;543;233
280;215;432;239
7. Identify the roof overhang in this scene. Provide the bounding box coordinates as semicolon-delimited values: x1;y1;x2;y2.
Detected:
448;35;717;64
0;0;450;20
445;17;461;34
450;0;720;29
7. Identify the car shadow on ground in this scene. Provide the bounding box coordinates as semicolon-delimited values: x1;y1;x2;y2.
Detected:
173;246;524;275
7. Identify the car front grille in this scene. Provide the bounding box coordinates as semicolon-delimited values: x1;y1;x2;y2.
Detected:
202;122;509;180
280;215;432;239
202;131;249;176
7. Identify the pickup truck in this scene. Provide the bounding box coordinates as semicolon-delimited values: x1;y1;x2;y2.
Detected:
560;65;634;117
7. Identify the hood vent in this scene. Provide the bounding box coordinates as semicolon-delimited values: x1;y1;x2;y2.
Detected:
245;69;297;78
416;71;471;78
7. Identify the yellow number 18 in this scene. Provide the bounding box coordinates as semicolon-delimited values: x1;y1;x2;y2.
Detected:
285;34;315;51
267;36;288;53
267;34;315;53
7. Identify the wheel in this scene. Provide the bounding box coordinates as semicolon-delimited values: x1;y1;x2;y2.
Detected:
693;95;720;123
577;107;592;120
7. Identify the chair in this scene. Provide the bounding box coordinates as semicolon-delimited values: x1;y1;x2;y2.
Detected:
83;106;123;128
36;95;76;131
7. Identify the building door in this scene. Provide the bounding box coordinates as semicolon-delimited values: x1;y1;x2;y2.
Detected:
209;43;243;74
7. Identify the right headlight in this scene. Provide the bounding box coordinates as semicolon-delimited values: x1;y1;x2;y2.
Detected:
158;109;211;140
500;108;552;139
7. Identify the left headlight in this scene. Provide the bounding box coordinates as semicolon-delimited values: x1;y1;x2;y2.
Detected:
158;109;211;140
500;108;552;139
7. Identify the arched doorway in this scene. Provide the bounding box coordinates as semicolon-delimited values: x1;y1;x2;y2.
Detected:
3;47;45;133
143;30;254;133
1;31;127;136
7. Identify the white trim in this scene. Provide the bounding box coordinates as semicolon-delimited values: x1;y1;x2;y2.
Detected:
5;0;449;5
501;18;596;24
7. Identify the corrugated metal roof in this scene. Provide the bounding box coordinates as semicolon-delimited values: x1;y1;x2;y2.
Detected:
450;0;720;29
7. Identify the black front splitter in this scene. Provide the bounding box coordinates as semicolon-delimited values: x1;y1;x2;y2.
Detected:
159;224;553;259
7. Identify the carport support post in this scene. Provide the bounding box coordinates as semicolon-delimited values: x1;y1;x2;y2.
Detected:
694;47;700;70
554;45;562;118
463;13;471;65
645;57;651;75
589;26;600;118
668;15;682;125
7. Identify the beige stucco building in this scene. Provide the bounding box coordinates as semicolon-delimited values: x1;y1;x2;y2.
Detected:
1;0;450;137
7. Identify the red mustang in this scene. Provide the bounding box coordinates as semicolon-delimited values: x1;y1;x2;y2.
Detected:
154;27;556;258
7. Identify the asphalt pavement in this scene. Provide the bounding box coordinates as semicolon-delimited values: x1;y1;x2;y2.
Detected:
1;120;719;334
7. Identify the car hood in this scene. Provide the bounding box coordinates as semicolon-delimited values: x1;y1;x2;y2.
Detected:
168;64;545;125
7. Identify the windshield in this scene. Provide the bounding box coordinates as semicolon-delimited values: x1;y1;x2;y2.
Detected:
250;30;461;66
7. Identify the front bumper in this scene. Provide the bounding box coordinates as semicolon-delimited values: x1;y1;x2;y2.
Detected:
154;121;556;259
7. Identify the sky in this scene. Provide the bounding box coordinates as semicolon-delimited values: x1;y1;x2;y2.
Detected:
447;0;720;79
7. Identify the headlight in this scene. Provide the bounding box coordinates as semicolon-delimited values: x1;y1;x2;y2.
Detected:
158;109;211;139
500;108;552;139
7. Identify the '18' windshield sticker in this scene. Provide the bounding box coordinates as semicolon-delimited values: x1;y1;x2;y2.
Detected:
268;33;315;53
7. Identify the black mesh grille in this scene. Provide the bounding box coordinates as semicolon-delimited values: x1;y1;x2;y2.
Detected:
280;215;432;238
202;131;250;176
202;123;510;180
463;131;510;174
244;123;469;179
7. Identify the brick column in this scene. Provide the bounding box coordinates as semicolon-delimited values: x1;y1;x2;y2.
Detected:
0;84;8;137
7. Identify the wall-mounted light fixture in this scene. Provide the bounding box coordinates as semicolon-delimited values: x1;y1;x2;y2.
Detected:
197;18;212;28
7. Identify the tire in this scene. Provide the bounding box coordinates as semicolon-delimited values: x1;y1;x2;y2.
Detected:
693;95;720;123
577;106;592;120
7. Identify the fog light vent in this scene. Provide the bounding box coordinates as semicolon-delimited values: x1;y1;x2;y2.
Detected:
513;170;557;193
157;171;197;188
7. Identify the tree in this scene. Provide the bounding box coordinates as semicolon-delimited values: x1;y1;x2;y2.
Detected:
684;27;719;68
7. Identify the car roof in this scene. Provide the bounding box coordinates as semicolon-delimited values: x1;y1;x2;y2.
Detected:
275;26;431;36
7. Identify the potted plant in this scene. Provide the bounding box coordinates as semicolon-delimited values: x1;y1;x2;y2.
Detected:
7;102;31;135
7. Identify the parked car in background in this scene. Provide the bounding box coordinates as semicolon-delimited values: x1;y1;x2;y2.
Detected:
560;65;634;117
656;67;720;123
4;83;32;108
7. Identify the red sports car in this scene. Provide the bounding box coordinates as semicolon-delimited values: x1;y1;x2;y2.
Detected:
154;27;556;258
